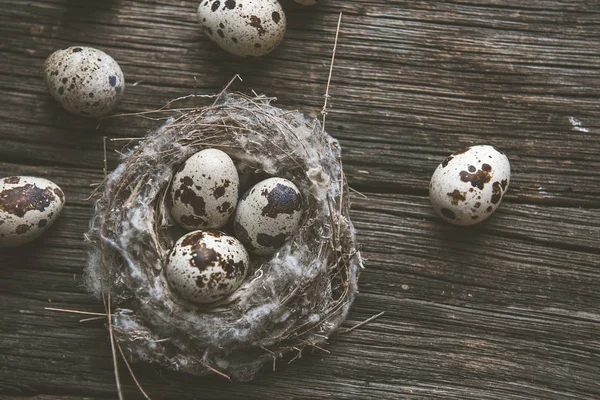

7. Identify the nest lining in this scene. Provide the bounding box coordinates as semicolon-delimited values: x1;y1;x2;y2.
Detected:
85;93;362;382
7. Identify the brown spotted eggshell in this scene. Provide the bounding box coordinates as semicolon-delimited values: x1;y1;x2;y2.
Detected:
170;149;239;231
197;0;286;57
0;176;66;247
234;177;303;256
44;46;125;117
165;230;249;304
429;145;510;226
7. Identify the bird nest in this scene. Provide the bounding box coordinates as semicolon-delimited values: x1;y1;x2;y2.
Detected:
84;93;362;382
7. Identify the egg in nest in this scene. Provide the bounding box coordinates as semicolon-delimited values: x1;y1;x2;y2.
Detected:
234;177;303;255
165;230;249;304
169;149;239;230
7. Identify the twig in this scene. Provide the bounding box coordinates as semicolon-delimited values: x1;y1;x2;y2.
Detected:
288;347;303;364
341;311;385;334
200;361;231;380
83;180;104;201
83;135;109;201
124;179;144;208
107;294;124;400
117;342;152;400
326;193;338;251
103;136;108;180
307;341;330;354
57;295;154;398
102;107;200;119
110;137;145;142
45;307;113;317
321;12;343;144
194;76;199;108
212;74;242;106
336;157;344;245
79;316;106;323
102;90;220;121
349;186;368;199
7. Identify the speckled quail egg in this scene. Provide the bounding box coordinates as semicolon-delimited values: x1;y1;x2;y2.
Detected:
429;145;510;226
0;176;66;247
170;149;239;231
44;46;125;117
165;230;249;304
234;177;303;255
197;0;286;57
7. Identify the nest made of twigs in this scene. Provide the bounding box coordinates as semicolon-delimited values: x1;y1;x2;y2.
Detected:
84;93;362;382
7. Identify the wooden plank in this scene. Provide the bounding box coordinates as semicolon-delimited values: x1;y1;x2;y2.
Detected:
0;0;598;205
1;192;598;399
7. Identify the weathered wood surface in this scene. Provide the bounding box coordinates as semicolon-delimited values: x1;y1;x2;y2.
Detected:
1;0;599;399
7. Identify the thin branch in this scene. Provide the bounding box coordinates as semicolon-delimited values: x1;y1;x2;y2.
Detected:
45;307;113;317
307;341;331;354
212;74;242;106
288;347;303;364
110;137;145;142
200;361;232;380
349;186;368;199
341;311;385;334
102;107;200;119
321;12;343;144
107;294;124;400
337;157;344;245
117;342;152;400
79;316;106;323
326;193;338;252
83;180;104;201
83;135;109;201
103;136;108;180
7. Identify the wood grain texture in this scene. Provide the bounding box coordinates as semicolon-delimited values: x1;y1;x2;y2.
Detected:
1;0;599;399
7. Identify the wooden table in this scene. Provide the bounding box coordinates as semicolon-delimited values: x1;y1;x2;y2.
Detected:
1;1;599;398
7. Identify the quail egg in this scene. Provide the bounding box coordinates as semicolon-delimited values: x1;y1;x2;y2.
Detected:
197;0;286;57
234;177;303;255
0;176;66;247
44;46;125;117
170;149;239;230
429;145;510;226
165;230;249;304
